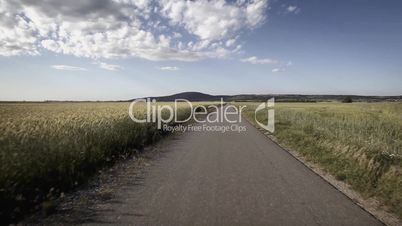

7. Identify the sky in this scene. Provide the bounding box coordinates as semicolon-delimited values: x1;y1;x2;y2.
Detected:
0;0;401;101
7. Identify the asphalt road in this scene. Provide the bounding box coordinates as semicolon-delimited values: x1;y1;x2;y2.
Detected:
84;108;382;226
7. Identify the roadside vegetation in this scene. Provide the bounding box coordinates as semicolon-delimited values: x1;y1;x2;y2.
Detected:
0;102;192;222
240;102;402;218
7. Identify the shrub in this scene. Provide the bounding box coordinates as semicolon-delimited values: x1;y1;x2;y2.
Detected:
342;96;353;103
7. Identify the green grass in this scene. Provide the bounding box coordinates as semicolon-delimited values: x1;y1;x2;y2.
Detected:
239;102;402;218
0;102;192;222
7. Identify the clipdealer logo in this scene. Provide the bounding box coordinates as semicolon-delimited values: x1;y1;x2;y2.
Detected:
128;98;274;133
254;98;275;133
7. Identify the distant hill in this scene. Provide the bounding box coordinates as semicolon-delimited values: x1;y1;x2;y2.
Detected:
132;92;402;102
134;92;230;102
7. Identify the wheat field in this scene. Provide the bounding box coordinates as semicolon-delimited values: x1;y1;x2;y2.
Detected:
0;102;191;221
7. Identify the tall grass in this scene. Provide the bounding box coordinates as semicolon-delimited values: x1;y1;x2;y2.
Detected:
240;102;402;218
0;102;191;222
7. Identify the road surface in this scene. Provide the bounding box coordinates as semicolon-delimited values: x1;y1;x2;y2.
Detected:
83;108;382;226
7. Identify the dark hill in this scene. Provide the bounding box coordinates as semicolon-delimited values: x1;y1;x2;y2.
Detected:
137;92;230;102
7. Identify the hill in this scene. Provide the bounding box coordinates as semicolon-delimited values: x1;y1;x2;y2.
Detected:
135;92;230;102
132;92;402;102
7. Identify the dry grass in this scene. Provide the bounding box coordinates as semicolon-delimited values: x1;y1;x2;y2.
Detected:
239;102;402;218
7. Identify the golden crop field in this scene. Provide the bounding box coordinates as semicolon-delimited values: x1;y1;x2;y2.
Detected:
239;102;402;218
0;102;192;221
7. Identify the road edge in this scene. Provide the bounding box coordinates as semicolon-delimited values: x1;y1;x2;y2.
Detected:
242;116;401;226
21;131;188;225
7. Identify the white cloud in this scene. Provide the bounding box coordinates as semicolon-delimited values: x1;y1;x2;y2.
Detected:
0;1;39;56
272;68;284;73
226;38;236;47
272;61;293;73
0;0;269;61
160;0;267;41
241;56;279;65
51;65;87;71
159;66;179;71
286;5;300;14
95;62;123;71
240;56;292;72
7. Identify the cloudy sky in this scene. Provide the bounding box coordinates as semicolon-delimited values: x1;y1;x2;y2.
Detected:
0;0;401;100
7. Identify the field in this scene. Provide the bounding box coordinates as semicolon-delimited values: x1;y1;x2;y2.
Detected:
239;102;402;218
1;101;401;222
0;102;192;222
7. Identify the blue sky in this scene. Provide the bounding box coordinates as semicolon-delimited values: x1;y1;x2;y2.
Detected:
0;0;401;101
